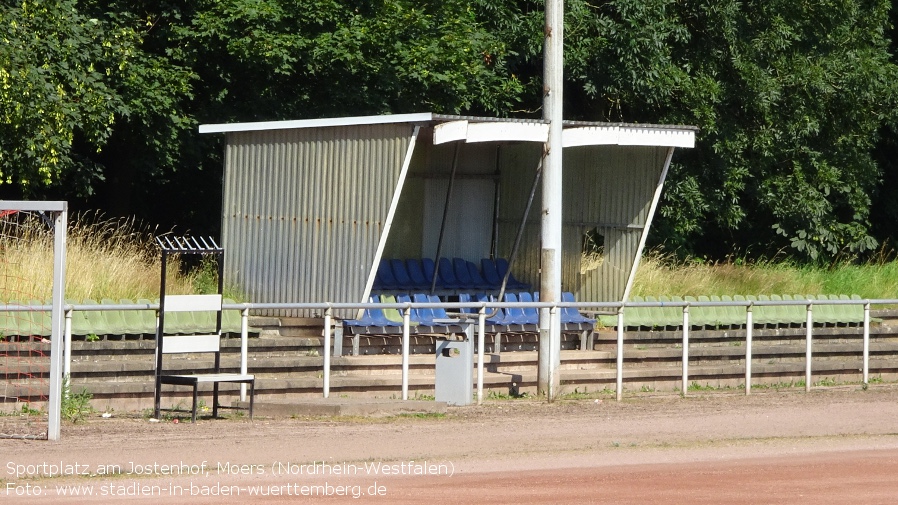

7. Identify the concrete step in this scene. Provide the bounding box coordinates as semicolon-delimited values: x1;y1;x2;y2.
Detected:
593;328;898;352
8;339;895;382
5;323;898;411
38;357;898;412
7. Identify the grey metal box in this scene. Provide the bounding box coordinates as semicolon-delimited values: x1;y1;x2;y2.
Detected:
435;334;473;406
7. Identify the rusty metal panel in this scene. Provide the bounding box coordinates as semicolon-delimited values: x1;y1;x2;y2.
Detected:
221;124;414;317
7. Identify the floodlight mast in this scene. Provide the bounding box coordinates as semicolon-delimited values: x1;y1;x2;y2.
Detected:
538;0;564;400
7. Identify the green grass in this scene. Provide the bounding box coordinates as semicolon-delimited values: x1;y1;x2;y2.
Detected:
4;212;898;303
61;378;94;423
559;386;614;399
396;412;446;419
632;250;898;298
486;389;534;400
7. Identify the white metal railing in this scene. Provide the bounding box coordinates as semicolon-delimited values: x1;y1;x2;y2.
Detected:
2;297;896;405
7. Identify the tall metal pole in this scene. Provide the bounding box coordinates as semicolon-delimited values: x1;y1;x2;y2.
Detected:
538;0;564;400
48;205;67;441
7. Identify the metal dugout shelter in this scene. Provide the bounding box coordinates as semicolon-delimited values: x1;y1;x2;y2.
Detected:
200;113;696;317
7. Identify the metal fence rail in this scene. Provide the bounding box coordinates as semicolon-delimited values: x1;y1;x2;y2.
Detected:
2;297;897;405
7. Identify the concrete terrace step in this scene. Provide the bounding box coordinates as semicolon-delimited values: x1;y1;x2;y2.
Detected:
5;321;898;411
9;338;895;382
592;325;898;348
51;357;898;410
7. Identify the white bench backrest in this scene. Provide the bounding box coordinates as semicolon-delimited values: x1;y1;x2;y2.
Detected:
164;294;222;312
160;294;223;354
162;334;220;354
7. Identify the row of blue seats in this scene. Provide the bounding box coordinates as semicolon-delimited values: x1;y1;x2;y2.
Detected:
344;292;594;334
373;258;529;292
459;292;595;330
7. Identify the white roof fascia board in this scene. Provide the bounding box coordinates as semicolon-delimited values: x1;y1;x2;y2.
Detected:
619;126;695;148
563;126;621;147
464;122;549;143
563;126;695;148
199;112;434;134
433;120;469;145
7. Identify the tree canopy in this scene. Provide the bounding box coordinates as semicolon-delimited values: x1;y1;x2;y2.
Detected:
2;0;897;263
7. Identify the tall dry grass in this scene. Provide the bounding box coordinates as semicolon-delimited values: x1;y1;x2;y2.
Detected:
0;213;198;302
632;250;898;298
3;212;896;302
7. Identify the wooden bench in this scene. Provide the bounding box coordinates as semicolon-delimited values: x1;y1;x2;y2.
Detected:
153;294;254;422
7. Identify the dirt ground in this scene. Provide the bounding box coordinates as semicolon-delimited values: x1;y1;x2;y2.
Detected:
3;386;898;504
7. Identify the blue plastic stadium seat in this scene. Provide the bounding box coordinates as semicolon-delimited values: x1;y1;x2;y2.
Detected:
437;258;462;289
390;259;418;290
495;258;530;290
344;295;402;329
517;292;540;325
421;258;443;290
427;294;453;321
501;292;534;329
463;260;492;290
376;259;400;291
458;292;480;315
561;292;596;325
406;259;431;290
452;258;475;290
411;293;437;325
480;258;503;288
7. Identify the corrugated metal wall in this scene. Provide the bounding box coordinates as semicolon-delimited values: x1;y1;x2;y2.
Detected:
494;143;543;290
495;144;669;303
222;124;414;317
566;145;669;302
418;142;498;261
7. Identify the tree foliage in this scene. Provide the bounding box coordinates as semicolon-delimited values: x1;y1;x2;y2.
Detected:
0;0;121;194
0;0;194;199
1;0;897;263
173;0;523;120
657;0;897;262
558;0;898;261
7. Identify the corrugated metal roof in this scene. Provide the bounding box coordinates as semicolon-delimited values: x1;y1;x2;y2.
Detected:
201;113;698;135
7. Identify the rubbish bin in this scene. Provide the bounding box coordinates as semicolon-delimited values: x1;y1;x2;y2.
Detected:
434;325;474;406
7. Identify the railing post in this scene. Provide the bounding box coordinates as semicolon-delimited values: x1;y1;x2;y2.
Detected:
745;304;753;396
806;302;813;392
477;306;486;406
682;304;690;396
64;307;73;380
240;307;249;401
333;319;343;357
401;306;411;401
863;302;870;385
616;308;624;401
323;307;332;399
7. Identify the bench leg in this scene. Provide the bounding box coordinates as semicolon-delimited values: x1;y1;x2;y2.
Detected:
248;380;255;420
213;382;220;419
191;384;198;423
